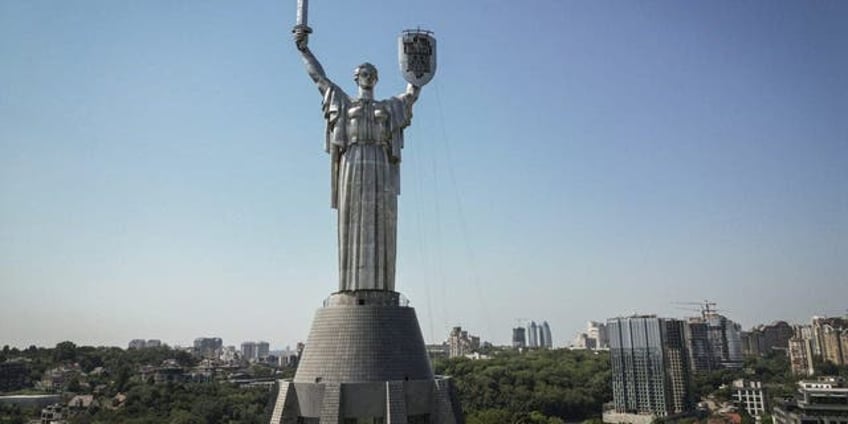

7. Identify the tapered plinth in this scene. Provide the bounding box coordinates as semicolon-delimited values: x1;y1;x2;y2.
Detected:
269;291;463;424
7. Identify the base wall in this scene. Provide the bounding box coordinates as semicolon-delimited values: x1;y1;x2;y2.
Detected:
270;292;463;423
269;377;463;424
294;294;433;384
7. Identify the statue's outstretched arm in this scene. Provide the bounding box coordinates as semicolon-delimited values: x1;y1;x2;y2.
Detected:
294;30;331;94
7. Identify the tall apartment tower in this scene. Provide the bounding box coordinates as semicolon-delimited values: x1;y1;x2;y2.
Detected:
684;320;714;373
512;327;527;349
257;341;271;359
528;321;539;348
788;337;815;376
541;321;553;349
193;337;223;359
686;310;743;371
607;316;693;420
242;342;258;361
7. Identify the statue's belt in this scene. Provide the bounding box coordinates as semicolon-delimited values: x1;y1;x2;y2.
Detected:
348;137;388;146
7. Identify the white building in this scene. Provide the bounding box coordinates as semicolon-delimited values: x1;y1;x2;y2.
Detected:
773;377;848;424
587;321;609;349
732;379;766;419
447;326;480;358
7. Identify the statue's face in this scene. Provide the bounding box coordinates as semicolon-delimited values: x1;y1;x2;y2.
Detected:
355;66;378;90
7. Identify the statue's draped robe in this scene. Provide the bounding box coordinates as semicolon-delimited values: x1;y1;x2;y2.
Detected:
323;83;414;292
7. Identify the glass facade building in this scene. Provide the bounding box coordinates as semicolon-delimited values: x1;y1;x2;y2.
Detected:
608;316;693;418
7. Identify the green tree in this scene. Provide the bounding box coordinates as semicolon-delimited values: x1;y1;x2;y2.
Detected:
436;348;611;422
466;408;512;424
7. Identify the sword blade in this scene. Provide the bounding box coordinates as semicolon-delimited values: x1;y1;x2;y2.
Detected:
296;0;308;27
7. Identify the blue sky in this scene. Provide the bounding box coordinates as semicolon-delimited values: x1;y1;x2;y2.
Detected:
1;0;846;349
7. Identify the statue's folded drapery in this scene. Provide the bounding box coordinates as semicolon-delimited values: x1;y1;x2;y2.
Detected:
322;83;415;292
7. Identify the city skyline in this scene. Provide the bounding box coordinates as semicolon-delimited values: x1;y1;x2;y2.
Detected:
2;1;847;349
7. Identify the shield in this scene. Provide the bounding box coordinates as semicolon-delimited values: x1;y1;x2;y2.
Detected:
398;30;437;86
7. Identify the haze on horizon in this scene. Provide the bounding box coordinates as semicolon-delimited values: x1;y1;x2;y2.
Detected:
1;0;846;350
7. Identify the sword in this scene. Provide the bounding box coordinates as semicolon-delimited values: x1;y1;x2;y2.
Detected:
293;0;313;34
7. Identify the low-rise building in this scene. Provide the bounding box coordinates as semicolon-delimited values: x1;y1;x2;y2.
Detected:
731;379;766;420
40;366;80;393
772;377;848;424
587;321;609;349
67;394;96;411
571;333;596;350
40;403;66;424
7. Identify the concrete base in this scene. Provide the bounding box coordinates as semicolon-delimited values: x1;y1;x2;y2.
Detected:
269;291;464;423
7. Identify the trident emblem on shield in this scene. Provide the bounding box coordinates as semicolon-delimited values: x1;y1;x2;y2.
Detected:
398;29;437;86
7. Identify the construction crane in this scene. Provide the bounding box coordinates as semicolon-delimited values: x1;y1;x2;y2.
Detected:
672;300;719;319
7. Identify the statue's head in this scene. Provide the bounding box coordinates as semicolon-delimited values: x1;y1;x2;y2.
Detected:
354;62;378;90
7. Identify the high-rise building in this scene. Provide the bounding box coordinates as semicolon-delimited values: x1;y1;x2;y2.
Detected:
762;321;794;353
788;337;815;376
527;321;539;348
146;339;162;348
193;337;223;359
538;326;548;348
821;325;844;365
257;341;270;359
541;321;553;349
794;324;816;353
740;330;762;356
702;313;743;368
811;316;848;362
447;326;480;358
684;321;714;373
743;321;794;356
679;303;742;369
512;327;526;349
241;342;258;361
606;316;693;422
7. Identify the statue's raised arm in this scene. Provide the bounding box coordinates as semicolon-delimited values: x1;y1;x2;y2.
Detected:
293;28;332;95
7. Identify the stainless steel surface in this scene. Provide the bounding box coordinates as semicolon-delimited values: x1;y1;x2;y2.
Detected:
293;0;312;34
293;11;433;293
296;0;307;26
398;30;437;86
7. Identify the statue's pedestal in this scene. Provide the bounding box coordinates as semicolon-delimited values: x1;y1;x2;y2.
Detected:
269;291;463;424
